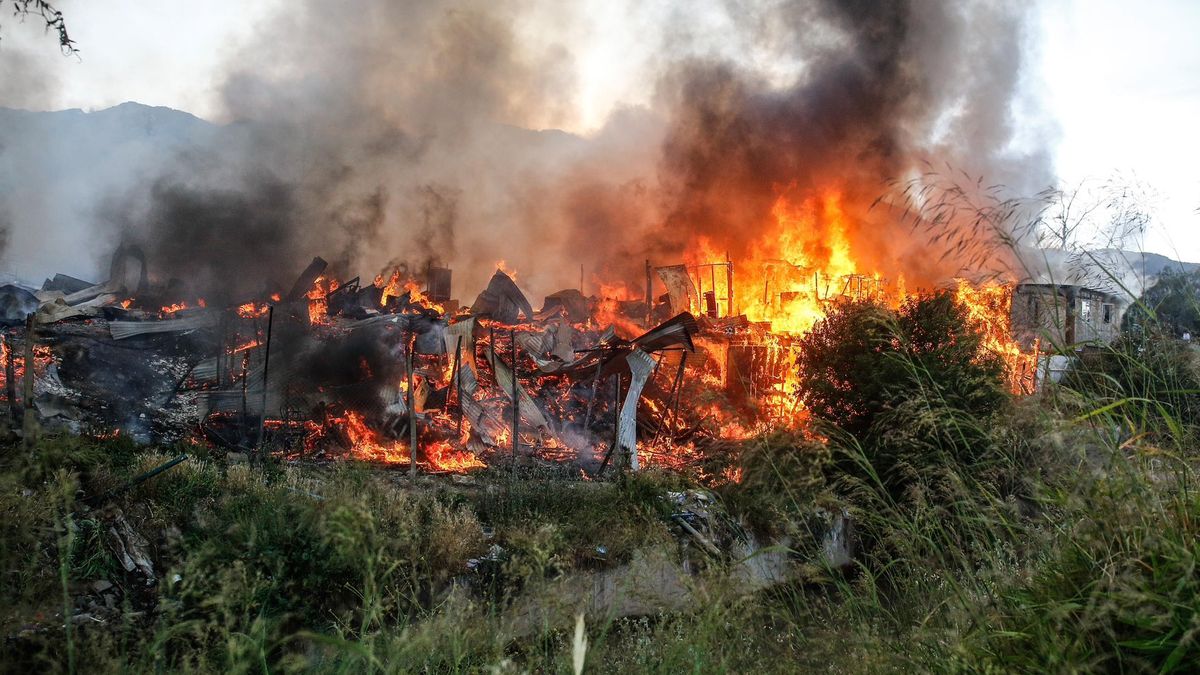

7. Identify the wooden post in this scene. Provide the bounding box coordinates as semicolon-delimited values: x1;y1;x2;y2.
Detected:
215;315;225;389
612;373;621;468
239;351;250;442
448;331;460;408
407;336;417;477
582;350;604;430
453;333;463;429
256;305;274;457
652;351;688;447
596;372;621;476
664;351;688;442
645;259;652;327
510;329;519;471
4;331;16;429
22;314;38;450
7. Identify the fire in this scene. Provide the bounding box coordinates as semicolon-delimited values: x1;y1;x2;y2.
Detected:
329;410;482;471
339;410;410;463
597;280;637;301
374;270;446;313
119;298;133;309
160;302;189;314
953;280;1039;393
690;191;871;335
495;259;519;281
592;296;644;336
676;187;1035;421
231;339;260;353
424;439;486;471
237;302;270;318
0;341;54;401
307;276;338;324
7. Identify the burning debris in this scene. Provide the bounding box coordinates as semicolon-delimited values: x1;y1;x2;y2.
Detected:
3;236;1048;477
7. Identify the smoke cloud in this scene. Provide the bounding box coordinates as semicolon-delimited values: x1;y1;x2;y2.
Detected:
5;0;1055;300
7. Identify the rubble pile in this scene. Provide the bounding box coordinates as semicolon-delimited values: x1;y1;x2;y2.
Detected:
2;247;801;477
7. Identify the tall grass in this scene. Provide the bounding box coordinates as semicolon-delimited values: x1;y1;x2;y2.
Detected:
2;176;1197;671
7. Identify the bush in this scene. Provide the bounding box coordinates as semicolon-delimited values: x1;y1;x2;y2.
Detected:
795;290;1008;439
1062;330;1200;449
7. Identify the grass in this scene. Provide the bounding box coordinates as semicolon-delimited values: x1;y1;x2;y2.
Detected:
1;278;1198;672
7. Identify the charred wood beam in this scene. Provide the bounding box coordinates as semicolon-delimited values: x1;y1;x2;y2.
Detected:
4;330;16;430
285;256;328;302
255;305;274;457
22;315;37;449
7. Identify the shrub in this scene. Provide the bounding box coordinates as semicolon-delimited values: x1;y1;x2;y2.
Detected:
795;290;1008;439
1062;329;1200;449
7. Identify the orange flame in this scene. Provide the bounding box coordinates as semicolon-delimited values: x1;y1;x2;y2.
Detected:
0;342;54;402
307;276;338;324
953;280;1038;394
424;439;485;471
237;302;270;319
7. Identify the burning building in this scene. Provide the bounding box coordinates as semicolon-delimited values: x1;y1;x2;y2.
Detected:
1011;283;1125;350
0;1;1062;476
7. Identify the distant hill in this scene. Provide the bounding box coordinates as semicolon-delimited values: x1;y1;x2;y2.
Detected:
0;102;220;283
0;102;1194;295
0;102;586;287
1017;246;1199;300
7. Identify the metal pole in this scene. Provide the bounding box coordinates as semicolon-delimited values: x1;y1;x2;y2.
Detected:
726;255;734;316
510;329;519;470
710;265;717;314
407;336;417;477
256;305;274;457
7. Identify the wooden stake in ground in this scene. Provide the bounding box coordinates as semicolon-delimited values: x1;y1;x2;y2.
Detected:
510;328;519;472
22;314;38;450
256;305;274;459
407;335;417;478
4;330;17;430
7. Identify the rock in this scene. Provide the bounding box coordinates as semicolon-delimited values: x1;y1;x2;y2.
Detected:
90;580;113;593
816;507;854;569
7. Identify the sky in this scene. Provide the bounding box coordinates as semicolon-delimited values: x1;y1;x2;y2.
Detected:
1;0;1198;262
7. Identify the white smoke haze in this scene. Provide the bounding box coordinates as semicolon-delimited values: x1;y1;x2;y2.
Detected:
0;0;1057;301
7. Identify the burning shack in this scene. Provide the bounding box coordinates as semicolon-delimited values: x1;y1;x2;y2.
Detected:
1011;283;1124;350
1;232;1045;478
